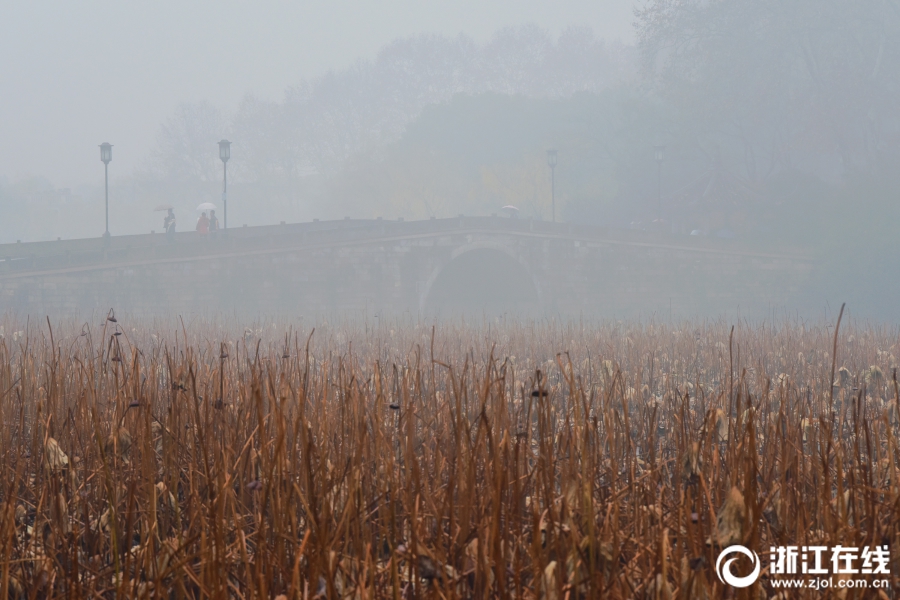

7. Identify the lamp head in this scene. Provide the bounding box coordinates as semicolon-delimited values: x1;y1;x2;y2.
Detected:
218;139;231;163
654;144;666;163
99;142;113;165
547;149;557;168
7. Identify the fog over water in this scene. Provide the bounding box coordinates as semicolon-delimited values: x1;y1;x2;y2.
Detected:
1;1;898;320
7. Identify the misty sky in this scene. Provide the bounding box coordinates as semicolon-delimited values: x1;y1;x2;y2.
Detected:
0;1;633;189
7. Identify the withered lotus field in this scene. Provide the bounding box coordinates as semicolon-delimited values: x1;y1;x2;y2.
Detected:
0;313;898;598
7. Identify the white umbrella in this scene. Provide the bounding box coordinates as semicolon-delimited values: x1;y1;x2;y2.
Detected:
154;203;174;211
196;202;217;211
502;205;519;216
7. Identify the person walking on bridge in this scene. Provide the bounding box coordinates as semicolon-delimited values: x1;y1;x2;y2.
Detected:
164;208;176;241
208;209;219;234
196;211;210;235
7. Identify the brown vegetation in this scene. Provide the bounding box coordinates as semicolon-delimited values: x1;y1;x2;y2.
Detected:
0;315;898;598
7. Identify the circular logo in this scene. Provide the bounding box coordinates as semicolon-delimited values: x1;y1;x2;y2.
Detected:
716;545;761;588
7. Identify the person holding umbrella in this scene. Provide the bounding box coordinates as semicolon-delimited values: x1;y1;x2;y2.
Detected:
164;209;176;239
196;212;210;235
195;202;216;236
154;204;177;241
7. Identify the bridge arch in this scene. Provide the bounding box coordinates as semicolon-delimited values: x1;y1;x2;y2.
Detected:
419;242;543;315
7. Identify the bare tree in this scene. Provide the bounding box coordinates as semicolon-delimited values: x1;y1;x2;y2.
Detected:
151;101;228;184
636;0;900;179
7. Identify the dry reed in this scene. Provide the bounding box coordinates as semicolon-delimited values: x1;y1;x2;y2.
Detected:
0;314;897;598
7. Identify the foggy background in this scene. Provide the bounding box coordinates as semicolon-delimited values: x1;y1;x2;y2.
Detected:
2;1;899;317
0;1;632;190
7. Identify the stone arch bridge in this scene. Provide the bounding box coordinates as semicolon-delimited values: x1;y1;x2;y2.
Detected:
0;217;814;318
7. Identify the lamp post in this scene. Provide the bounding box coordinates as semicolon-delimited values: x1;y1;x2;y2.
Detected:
653;144;665;220
547;149;558;223
218;139;231;229
99;143;113;239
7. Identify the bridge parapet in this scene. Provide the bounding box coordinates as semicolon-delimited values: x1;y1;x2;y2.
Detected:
0;217;807;276
0;218;815;318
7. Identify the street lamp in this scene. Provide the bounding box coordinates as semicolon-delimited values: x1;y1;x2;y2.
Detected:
218;139;231;229
547;149;558;223
653;144;665;220
99;143;113;239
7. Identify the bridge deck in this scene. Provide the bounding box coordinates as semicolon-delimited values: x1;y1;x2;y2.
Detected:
0;217;809;279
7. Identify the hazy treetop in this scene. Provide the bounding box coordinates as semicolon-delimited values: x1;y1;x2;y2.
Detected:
0;0;633;188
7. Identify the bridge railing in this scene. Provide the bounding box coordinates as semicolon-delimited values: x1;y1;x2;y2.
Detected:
0;216;808;276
